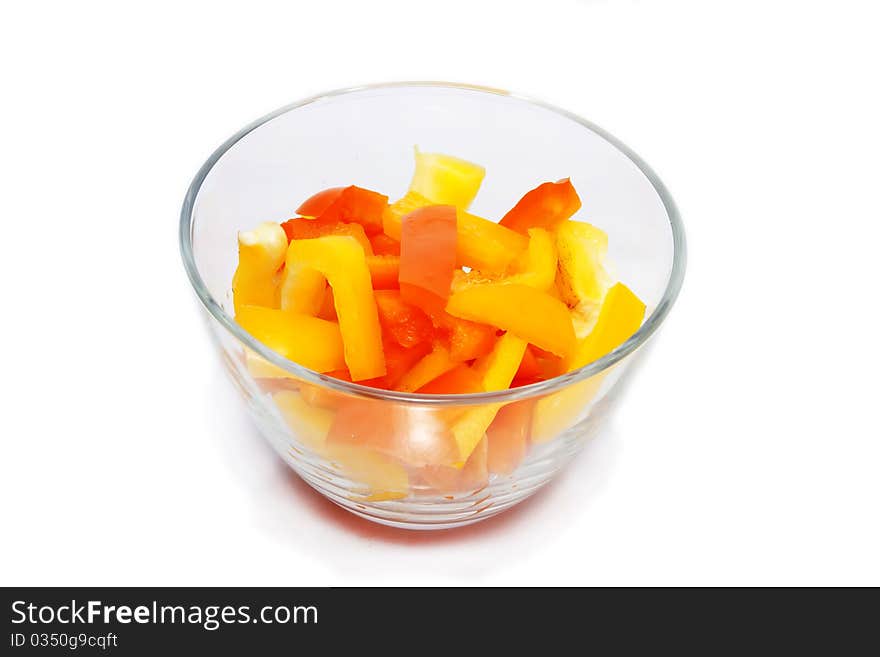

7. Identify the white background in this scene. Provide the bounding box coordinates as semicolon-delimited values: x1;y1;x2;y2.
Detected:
2;0;878;586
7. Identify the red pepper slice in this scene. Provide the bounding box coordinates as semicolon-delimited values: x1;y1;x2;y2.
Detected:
398;205;457;313
296;187;346;217
280;218;374;255
432;311;498;362
499;178;582;235
374;290;434;349
366;255;400;290
316;185;389;235
369;233;401;256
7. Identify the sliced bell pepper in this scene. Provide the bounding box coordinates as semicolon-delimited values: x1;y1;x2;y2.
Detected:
395;345;457;393
486;400;534;475
279;256;326;316
555;220;611;311
235;305;346;373
366;255;400;290
449;332;528;464
408;148;486;210
532;282;646;444
416;363;484;394
419;436;488;494
567;282;646;371
316;286;337;321
384;191;528;273
314;185;388;235
232;221;288;314
369;232;401;256
351;339;431;390
328;398;457;468
506;228;557;291
280;217;373;255
513;345;542;383
272;390;334;450
398;205;457;313
324;442;410;501
285;236;385;381
296;187;345;217
432;311;498;362
374;290;433;349
446;283;576;359
499;178;582;234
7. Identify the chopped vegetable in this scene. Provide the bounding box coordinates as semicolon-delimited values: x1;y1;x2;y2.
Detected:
499;178;581;234
446;283;576;359
285;235;385;380
235;305;345;373
232;222;288;313
398;205;457;313
408;148;486;210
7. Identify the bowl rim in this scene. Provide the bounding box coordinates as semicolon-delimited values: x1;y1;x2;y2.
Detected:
179;81;687;406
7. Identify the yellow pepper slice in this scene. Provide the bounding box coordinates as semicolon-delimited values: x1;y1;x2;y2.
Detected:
235;305;346;373
285;236;386;381
279;263;326;315
446;283;576;359
272;390;334;450
533;282;646;443
450;332;527;465
566;282;646;371
409;148;486;210
232;222;288;314
395;345;457;393
324;444;409;501
384;191;527;273
555;220;611;312
506;228;558;291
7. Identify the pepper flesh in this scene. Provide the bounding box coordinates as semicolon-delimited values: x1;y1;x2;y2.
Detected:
366;255;400;290
399;205;457;313
384;191;527;273
445;283;576;359
281;217;373;255
555;220;611;312
296;187;345;218
449;332;527;464
232;222;288;314
499;178;581;235
285;235;385;380
395;345;457;393
532;282;646;443
374;290;433;349
235;305;346;373
315;185;388;235
505;228;558;291
408;149;486;210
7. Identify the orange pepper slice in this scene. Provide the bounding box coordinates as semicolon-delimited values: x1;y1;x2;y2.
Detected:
384;191;527;273
399;205;457;312
416;363;484;394
366;255;400;290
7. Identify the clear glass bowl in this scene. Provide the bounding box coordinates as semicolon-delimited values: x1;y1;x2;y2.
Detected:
180;82;686;530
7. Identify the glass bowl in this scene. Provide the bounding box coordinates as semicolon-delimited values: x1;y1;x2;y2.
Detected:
180;82;686;530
